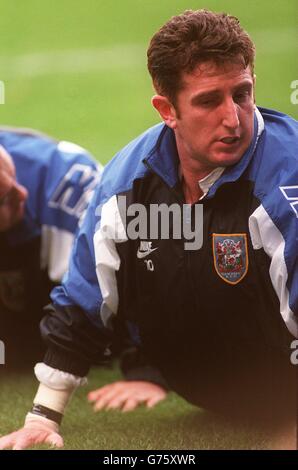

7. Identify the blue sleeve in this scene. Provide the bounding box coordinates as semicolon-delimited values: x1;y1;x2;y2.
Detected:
8;135;102;244
42;183;114;376
250;115;298;332
50;184;104;327
38;141;101;233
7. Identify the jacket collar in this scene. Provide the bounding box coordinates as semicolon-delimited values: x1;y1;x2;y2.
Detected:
207;107;264;198
144;124;180;188
144;107;265;196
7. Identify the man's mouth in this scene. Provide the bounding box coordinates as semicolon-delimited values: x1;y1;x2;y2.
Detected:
219;136;240;145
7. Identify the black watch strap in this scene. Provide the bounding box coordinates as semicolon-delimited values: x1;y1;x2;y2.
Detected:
31;404;63;425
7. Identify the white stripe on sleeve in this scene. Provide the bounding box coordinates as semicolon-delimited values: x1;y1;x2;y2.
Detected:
93;195;127;327
249;204;297;337
40;225;75;282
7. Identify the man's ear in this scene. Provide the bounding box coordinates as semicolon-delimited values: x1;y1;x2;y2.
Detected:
151;95;177;129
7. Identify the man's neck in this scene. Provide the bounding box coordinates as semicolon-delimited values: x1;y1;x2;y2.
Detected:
181;167;203;204
180;159;218;204
175;133;218;204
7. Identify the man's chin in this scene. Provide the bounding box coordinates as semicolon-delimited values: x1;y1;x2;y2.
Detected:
212;152;244;167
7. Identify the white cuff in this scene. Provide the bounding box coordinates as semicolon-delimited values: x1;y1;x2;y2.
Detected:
34;362;88;390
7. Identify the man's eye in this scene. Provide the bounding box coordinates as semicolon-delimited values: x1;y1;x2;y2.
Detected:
199;99;215;107
234;91;250;101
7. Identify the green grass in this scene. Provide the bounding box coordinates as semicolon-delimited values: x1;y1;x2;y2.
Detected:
0;364;271;450
0;0;296;450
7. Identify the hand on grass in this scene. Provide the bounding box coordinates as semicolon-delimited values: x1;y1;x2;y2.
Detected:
88;380;167;412
0;414;63;450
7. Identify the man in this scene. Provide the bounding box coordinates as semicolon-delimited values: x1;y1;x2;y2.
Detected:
0;10;297;449
0;127;101;368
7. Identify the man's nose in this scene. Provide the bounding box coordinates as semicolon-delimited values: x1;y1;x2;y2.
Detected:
221;99;240;129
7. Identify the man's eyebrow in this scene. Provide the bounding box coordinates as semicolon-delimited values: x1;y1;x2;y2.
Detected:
191;90;220;104
233;82;253;92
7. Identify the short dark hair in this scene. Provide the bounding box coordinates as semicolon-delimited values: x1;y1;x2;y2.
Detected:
147;9;255;104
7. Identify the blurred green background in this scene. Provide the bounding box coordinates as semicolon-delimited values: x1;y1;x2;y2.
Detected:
0;0;297;163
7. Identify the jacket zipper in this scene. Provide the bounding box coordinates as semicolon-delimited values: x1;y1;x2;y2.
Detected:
143;157;201;320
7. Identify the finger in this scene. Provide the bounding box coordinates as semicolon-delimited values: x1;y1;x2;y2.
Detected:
93;389;122;411
46;432;64;448
146;394;165;409
88;388;109;402
121;398;139;412
88;384;118;402
0;433;17;450
105;394;129;410
12;436;31;451
12;444;25;451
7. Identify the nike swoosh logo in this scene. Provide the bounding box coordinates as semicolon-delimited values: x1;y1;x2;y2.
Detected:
137;247;158;259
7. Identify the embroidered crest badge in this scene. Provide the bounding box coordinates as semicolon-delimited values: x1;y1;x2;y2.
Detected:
212;233;248;285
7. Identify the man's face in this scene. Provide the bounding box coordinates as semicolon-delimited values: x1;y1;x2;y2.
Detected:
0;146;28;231
160;61;255;172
